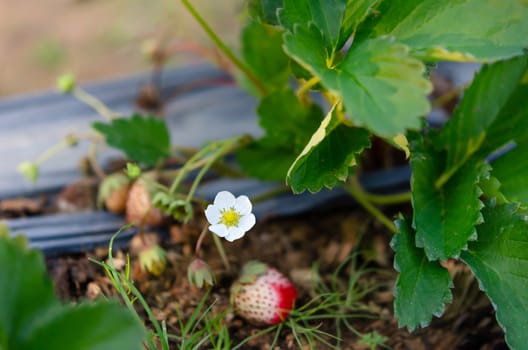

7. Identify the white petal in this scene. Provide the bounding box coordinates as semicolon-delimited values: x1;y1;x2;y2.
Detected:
204;205;221;225
209;224;228;237
225;227;245;242
234;195;252;215
238;214;256;231
214;191;235;209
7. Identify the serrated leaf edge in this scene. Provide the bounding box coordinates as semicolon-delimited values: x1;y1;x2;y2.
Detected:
460;203;527;349
392;218;454;331
414;160;488;261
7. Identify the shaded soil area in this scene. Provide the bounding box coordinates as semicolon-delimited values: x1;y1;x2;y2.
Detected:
43;204;506;349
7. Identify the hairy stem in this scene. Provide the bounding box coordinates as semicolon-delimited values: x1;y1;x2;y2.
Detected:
296;76;321;100
89;142;106;179
362;190;411;205
73;87;118;120
194;225;209;258
180;0;268;97
35;137;76;165
344;177;397;233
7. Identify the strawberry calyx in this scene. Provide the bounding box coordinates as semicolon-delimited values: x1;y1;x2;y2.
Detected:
239;260;268;283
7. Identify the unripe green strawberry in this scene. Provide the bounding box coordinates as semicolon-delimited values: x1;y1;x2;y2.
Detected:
230;261;297;325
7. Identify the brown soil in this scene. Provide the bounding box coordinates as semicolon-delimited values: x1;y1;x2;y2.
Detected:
43;202;506;349
0;0;243;96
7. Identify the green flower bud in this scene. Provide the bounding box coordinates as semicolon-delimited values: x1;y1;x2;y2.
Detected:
64;134;79;147
187;258;215;288
139;244;167;276
18;161;39;184
125;163;141;179
57;73;76;93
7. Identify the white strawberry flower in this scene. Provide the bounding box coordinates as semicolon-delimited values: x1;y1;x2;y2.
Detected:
205;191;256;242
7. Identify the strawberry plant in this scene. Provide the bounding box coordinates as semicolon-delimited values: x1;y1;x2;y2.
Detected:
179;0;528;348
13;0;528;347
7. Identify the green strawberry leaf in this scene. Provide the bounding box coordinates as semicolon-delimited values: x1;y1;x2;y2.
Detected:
0;235;145;350
411;134;488;261
237;89;324;181
392;216;453;331
478;175;508;206
339;0;380;48
21;302;144;350
287;105;371;193
282;20;431;137
280;0;343;56
357;0;528;61
436;55;528;185
491;140;528;206
461;202;528;350
247;0;283;25
237;141;296;181
279;0;378;54
93;114;170;167
0;237;58;346
241;20;289;92
257;89;323;146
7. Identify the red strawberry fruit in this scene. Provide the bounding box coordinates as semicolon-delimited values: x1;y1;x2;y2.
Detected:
230;260;297;325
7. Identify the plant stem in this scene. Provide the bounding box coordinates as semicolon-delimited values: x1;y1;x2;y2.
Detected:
169;136;248;196
36;139;71;164
195;225;209;258
435;164;459;189
362;191;411;205
169;144;214;194
432;82;469;108
181;138;242;222
73;87;118;120
296;76;320;100
193;222;231;271
344;177;397;233
89;142;106;179
180;0;268;97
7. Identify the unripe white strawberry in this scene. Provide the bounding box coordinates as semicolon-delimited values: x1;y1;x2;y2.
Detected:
230;261;297;325
97;173;131;214
126;175;164;227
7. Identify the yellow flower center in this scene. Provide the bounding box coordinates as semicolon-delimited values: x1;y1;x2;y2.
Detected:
220;208;240;227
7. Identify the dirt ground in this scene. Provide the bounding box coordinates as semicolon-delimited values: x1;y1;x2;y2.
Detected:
0;0;243;96
44;204;506;349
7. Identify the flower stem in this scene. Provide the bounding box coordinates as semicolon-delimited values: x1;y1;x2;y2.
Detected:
34;134;79;166
344;177;397;233
180;0;268;97
194;225;209;258
185;137;242;203
72;87;118;120
195;224;230;271
168;144;214;194
89;142;106;179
